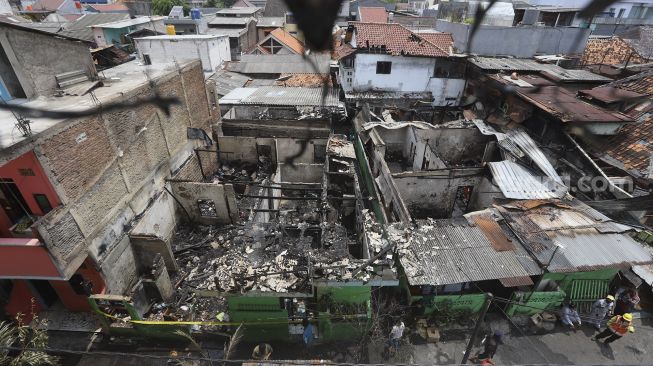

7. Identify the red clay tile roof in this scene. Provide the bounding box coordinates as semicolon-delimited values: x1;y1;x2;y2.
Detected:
597;71;653;174
350;22;452;57
418;32;454;47
270;27;304;54
88;3;129;12
359;7;387;22
332;44;355;60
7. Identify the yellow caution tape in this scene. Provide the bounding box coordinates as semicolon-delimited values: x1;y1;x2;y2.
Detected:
94;309;366;326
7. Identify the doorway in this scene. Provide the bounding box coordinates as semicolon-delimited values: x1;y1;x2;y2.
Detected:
28;280;58;308
0;43;26;100
451;185;473;217
0;178;31;224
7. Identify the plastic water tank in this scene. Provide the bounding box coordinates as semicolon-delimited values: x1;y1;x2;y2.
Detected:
191;8;201;20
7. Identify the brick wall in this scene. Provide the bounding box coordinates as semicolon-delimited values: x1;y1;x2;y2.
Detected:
582;37;647;66
38;117;115;202
33;61;212;290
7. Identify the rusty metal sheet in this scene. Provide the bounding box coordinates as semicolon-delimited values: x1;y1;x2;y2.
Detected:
578;87;645;104
499;276;534;287
470;213;515;252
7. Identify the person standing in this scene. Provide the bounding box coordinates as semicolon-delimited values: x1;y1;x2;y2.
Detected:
615;288;640;315
560;303;582;331
302;318;314;346
475;331;503;361
591;313;635;344
388;320;405;349
589;295;615;331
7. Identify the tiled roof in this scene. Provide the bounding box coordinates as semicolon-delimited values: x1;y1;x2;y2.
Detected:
597;71;653;175
269;27;304;54
350;22;452;57
359;7;387;22
418;32;454;47
332;44;355;60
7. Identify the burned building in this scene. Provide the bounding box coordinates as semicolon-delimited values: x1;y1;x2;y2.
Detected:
0;60;216;319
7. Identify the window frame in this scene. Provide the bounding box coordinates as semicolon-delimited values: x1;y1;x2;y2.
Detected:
376;61;392;74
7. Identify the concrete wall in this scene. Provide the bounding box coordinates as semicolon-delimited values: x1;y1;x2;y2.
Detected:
129;191;178;273
136;36;231;72
435;20;591;57
347;53;465;106
0;25;96;98
279;163;324;183
31;61;214;293
393;168;485;218
170;181;239;225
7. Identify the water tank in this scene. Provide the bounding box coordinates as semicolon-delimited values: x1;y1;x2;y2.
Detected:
191;8;201;20
166;24;176;35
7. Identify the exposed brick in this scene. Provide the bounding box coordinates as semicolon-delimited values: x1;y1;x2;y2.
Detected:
182;65;212;132
39;117;115;201
174;154;204;181
39;211;85;263
120;117;170;188
73;163;129;235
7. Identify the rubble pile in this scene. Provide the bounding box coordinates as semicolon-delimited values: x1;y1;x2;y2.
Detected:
171;221;370;295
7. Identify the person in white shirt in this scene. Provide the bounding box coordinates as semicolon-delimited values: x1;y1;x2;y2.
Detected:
388;320;405;349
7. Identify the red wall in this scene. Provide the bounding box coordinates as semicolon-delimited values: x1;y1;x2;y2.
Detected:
4;280;42;323
50;258;106;312
0;151;60;237
0;239;61;277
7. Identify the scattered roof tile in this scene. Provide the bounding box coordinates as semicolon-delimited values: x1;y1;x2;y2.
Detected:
350;22;452;57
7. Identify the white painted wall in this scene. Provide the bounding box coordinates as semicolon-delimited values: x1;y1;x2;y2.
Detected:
341;53;465;106
526;0;649;17
135;36;231;72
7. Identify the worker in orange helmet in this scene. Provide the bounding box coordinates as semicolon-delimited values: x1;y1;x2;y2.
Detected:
591;313;635;344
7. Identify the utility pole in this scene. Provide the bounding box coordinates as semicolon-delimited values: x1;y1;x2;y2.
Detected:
461;293;494;365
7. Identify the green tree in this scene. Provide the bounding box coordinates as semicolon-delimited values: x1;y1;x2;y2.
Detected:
204;0;223;8
152;0;190;16
0;312;58;366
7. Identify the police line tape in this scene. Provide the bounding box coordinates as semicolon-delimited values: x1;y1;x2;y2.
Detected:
94;309;368;326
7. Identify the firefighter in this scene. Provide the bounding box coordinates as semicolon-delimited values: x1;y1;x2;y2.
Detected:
591;313;635;344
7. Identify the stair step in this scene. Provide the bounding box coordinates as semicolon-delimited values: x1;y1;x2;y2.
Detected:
58;75;90;88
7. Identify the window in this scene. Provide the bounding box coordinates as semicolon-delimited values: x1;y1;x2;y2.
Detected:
376;61;392;74
342;57;354;68
433;59;466;78
68;274;92;295
314;144;326;163
142;54;151;65
197;199;217;217
618;8;625;18
33;194;52;214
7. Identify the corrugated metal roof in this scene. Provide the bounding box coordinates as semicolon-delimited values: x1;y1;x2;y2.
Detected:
224;54;331;74
488;161;567;199
216;6;260;14
394;219;540;286
471;57;610;82
208;16;253;25
256;16;284;27
505;129;563;183
219;86;341;107
498;199;653;273
211;69;251;96
632;265;653;286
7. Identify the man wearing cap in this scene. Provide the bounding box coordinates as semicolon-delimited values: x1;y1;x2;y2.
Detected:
591;313;635;344
590;295;615;331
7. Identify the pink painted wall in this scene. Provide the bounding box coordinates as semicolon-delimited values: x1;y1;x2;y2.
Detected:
0;151;60;237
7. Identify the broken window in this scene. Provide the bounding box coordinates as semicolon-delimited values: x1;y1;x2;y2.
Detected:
433;59;466;79
376;61;392;74
197;199;218;217
68;274;92;296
